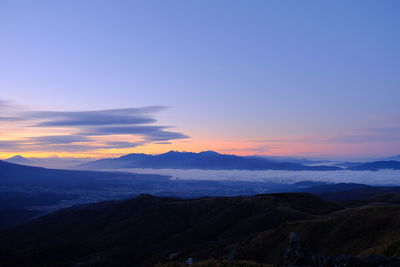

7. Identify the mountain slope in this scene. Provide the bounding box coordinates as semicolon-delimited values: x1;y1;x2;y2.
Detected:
0;159;168;188
0;193;341;267
80;150;342;171
2;192;400;266
235;205;400;264
0;160;171;230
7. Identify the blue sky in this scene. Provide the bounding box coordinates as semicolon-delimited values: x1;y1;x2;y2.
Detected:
0;0;399;159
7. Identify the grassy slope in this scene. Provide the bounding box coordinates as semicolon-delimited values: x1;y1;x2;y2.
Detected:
0;193;340;266
234;205;400;264
3;192;400;266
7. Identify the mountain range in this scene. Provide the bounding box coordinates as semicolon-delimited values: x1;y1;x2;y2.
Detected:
79;150;343;171
380;154;400;161
4;155;93;169
80;151;400;171
348;160;400;171
5;152;400;171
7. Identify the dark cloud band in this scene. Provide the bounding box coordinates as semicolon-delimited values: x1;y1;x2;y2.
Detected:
0;99;188;153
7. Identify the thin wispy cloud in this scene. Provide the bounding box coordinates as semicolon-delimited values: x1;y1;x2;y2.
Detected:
327;128;400;144
0;141;22;149
0;99;189;153
30;135;92;144
25;107;164;127
0;99;10;108
82;125;189;141
102;141;144;149
250;127;400;146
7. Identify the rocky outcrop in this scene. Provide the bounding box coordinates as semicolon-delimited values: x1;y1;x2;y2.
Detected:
279;232;400;267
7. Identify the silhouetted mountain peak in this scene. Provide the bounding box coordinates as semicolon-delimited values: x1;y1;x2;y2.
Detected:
165;150;180;154
5;155;32;165
7;155;26;160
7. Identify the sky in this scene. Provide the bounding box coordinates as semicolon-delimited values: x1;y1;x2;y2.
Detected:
0;0;399;159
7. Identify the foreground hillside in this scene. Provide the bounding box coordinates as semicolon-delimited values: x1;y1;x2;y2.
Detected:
0;193;340;266
3;192;400;266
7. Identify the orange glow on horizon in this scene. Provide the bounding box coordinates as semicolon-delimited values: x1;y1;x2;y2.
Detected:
1;133;399;160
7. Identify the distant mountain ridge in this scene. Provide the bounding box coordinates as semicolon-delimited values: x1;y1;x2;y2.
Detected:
4;155;94;169
347;160;400;171
380;154;400;161
80;150;342;171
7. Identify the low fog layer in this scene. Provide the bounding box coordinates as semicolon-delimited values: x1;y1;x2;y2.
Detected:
115;168;400;186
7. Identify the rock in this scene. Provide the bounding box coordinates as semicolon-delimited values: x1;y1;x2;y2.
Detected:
169;251;180;260
332;254;360;267
185;257;193;265
289;232;305;246
227;247;237;261
310;254;332;267
279;232;314;266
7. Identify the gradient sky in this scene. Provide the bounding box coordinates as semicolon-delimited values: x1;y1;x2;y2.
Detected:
0;0;399;159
